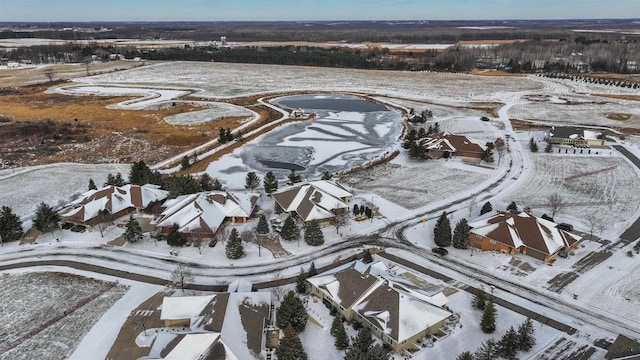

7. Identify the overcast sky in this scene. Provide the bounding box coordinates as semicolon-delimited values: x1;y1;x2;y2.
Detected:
0;0;638;22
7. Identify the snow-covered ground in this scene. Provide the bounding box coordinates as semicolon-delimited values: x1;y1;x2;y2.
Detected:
163;102;253;125
0;163;130;219
0;270;128;360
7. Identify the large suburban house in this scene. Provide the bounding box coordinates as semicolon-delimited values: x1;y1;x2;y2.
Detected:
157;292;271;360
147;332;236;360
468;211;582;262
62;184;168;225
308;260;453;353
155;191;259;239
418;133;486;159
272;180;352;223
547;126;605;147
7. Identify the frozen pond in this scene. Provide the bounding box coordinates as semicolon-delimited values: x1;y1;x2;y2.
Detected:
207;94;403;187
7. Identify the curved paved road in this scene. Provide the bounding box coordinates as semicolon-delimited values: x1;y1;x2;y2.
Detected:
613;145;640;242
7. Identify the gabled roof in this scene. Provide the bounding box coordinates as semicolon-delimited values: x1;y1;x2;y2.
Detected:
308;260;451;344
157;191;259;233
272;180;352;222
63;184;168;222
159;292;271;360
469;211;580;255
149;332;239;360
549;126;602;141
419;132;486;154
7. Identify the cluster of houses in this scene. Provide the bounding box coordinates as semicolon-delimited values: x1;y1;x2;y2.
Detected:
148;259;456;359
60;180;354;239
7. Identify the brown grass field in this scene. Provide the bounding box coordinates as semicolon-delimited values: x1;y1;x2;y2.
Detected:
0;82;250;166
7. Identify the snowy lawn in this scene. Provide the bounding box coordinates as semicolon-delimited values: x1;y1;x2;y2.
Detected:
0;271;127;360
0;163;130;218
340;159;490;210
507;153;640;228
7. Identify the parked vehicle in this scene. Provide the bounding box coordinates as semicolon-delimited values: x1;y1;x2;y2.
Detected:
556;223;573;232
432;247;448;256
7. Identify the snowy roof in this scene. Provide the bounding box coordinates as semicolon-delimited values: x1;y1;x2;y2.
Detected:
308;260;451;344
63;184;168;222
160;295;216;320
163;333;222;360
159;292;271;360
469;211;580;255
419;133;486;155
549;126;602;141
157;191;258;233
272;180;352;222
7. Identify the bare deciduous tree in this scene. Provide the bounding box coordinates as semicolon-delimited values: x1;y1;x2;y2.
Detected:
169;263;193;291
468;195;477;217
585;214;604;241
44;68;55;82
333;212;351;235
547;193;564;217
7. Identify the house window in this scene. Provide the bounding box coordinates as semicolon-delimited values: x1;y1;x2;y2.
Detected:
475;234;482;241
489;239;497;246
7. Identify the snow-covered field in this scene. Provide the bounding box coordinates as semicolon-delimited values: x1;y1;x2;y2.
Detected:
0;271;127;360
0;163;130;219
341;160;491;210
163;102;253;125
76;61;544;100
508;153;640;228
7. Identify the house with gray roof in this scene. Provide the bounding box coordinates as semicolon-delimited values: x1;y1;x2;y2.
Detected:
308;260;452;353
272;180;352;223
157;292;271;360
547;126;605;147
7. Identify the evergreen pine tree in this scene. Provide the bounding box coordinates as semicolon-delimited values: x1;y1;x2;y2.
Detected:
180;155;191;171
330;316;342;336
544;142;553;153
129;160;153;185
33;202;60;234
245;171;260;191
104;173;116;186
433;122;441;134
218;128;228;144
123;215;143;243
480;201;493;215
453;218;471;249
199;173;214;191
0;206;24;243
321;171;332;180
256;214;270;234
334;321;349;350
287;170;302;185
114;172;125;186
304;219;324;246
307;262;318;277
280;216;300;241
366;345;391;360
433;211;452;247
276;290;308;332
529;138;539;152
362;250;373;264
352;327;373;353
473;289;487;310
225;228;244;259
211;178;223;191
353;204;360;215
88;178;97;190
276;325;308;360
480;299;497;333
498;326;520;360
295;270;309;294
166;224;186;246
474;338;499;360
456;351;474;360
517;318;536;351
506;201;518;212
263;171;278;195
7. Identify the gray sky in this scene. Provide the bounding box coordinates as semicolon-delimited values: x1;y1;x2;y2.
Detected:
0;0;638;21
